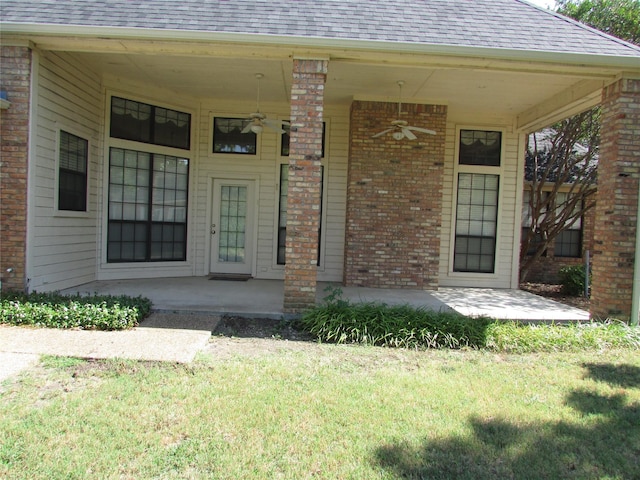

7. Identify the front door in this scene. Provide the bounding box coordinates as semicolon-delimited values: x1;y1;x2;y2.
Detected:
210;179;255;275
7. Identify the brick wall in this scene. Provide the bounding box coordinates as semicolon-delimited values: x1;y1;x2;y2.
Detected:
591;78;640;321
0;46;31;292
524;202;596;284
345;101;447;289
283;59;328;313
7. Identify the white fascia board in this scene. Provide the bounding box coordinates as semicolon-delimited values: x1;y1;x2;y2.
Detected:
2;22;640;71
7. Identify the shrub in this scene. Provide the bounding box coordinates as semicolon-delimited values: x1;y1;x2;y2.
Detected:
298;286;639;352
559;264;589;296
0;291;151;330
298;289;492;349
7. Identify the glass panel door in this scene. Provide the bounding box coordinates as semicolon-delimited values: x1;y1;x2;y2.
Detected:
210;179;254;274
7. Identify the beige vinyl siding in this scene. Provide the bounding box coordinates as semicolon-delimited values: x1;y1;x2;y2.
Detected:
28;51;103;292
439;126;521;288
192;101;347;281
320;106;348;282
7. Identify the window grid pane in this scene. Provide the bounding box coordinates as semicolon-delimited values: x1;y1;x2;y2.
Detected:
554;229;581;258
110;96;190;150
58;130;88;211
213;118;256;154
459;130;501;166
454;173;499;273
107;147;188;262
218;186;247;263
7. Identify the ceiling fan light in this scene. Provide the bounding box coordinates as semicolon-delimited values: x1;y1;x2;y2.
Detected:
392;131;404;140
250;124;263;134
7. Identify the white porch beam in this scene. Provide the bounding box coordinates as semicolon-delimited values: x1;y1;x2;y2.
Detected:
516;79;604;133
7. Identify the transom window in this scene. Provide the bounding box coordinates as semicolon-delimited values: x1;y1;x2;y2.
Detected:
213;118;257;154
459;130;501;166
110;97;191;150
58;130;88;212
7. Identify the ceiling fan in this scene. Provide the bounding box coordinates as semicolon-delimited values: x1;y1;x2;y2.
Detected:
242;73;289;134
372;81;436;140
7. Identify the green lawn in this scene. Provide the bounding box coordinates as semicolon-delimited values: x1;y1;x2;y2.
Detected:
1;344;639;479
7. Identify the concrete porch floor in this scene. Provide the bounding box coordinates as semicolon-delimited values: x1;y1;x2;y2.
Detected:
61;276;590;323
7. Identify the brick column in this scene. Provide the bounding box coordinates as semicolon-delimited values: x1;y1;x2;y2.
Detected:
283;58;328;313
591;77;640;321
345;101;447;289
0;46;31;292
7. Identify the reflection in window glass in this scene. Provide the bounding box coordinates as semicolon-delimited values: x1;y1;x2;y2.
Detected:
454;173;499;273
459;130;501;166
58;130;88;211
108;147;188;262
110;97;190;150
213;118;256;154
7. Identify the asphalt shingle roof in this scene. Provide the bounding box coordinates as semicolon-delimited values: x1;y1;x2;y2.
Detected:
2;0;640;58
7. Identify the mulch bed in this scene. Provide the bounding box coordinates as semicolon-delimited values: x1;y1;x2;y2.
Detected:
520;282;590;311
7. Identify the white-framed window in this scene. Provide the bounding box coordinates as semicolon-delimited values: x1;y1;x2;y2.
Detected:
107;95;191;263
212;117;257;154
453;129;502;274
57;129;89;212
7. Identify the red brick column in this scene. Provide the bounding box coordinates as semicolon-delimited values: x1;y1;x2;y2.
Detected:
345;101;447;289
591;77;640;321
0;46;31;292
283;59;328;313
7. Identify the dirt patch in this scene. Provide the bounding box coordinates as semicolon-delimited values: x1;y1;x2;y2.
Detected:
213;316;314;342
205;316;319;360
520;283;590;311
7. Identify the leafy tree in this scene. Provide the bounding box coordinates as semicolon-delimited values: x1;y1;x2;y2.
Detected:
520;0;640;283
558;0;640;44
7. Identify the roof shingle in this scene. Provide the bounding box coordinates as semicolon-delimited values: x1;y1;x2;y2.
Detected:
2;0;639;57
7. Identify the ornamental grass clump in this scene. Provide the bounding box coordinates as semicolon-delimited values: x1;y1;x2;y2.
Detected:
0;291;151;330
298;288;491;349
485;320;640;353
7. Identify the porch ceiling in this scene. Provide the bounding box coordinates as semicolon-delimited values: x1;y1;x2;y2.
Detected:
66;45;615;130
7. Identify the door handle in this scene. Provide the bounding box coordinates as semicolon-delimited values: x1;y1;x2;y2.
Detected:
210;224;216;235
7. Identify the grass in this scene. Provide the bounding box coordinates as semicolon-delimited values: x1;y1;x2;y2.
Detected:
1;346;639;479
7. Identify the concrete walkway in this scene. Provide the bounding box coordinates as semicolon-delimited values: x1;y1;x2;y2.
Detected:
0;313;219;383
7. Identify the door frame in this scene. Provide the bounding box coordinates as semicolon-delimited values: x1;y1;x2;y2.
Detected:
205;174;259;276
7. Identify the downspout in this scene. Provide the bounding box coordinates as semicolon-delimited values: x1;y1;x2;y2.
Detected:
631;179;640;326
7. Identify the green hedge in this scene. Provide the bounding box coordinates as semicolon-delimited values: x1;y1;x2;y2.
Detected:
0;291;151;330
298;301;492;349
298;288;639;352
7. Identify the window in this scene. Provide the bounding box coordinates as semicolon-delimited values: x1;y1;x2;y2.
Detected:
281;122;326;157
213;118;256;154
58;130;88;211
459;130;501;166
521;190;582;258
277;164;324;265
110;97;191;150
553;192;582;258
454;173;499;273
107;148;188;262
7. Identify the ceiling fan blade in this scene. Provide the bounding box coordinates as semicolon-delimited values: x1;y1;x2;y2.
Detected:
241;121;254;134
406;126;437;135
372;128;393;138
402;128;417;140
263;118;287;134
